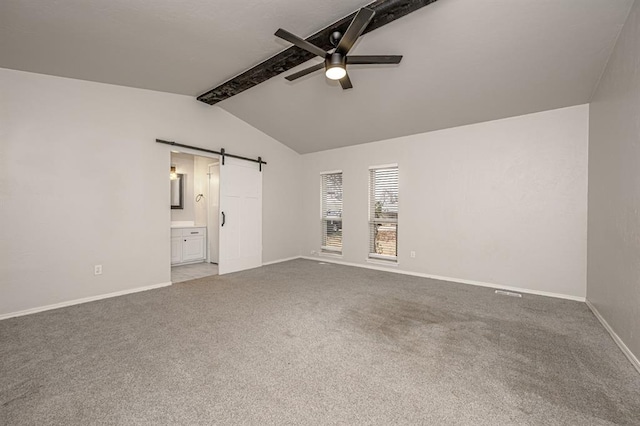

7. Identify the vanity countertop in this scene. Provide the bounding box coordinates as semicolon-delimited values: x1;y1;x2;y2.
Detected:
170;221;205;229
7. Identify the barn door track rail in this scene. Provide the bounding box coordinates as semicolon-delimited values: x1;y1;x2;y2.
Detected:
156;139;266;171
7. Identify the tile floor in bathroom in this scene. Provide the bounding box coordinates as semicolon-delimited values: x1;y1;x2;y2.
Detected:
171;262;218;283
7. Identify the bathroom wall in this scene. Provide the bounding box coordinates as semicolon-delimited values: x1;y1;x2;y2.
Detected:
170;152;212;226
170;152;196;223
193;155;213;227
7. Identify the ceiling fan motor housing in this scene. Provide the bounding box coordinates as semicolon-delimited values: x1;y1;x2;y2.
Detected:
329;31;342;47
326;52;346;69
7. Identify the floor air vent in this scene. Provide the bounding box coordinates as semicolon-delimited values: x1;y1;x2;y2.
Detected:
495;290;522;298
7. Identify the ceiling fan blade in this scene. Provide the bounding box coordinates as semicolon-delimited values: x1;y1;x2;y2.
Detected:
346;55;403;64
275;29;327;58
339;73;353;90
336;7;375;55
285;63;325;81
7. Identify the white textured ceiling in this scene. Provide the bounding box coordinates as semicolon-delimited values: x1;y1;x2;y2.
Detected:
0;0;371;96
221;0;633;153
0;0;633;154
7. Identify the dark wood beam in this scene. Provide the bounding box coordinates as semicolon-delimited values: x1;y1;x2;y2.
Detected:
197;0;440;105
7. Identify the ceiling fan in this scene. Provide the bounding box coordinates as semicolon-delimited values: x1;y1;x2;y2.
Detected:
274;7;402;89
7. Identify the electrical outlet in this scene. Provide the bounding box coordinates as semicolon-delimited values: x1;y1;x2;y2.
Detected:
410;251;416;258
94;265;102;275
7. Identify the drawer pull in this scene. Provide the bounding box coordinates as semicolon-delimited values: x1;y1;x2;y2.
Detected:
190;231;198;234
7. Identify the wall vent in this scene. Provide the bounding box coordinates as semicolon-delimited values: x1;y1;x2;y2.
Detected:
495;290;522;298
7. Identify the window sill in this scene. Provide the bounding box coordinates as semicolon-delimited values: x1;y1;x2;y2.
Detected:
366;258;399;267
320;252;343;259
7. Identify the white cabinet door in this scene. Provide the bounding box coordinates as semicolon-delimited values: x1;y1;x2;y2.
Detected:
219;157;262;275
171;237;183;264
182;236;205;262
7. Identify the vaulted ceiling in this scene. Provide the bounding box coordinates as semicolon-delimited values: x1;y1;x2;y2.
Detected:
0;0;633;153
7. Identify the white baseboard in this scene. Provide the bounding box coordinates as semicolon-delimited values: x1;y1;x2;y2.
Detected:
262;256;302;266
300;256;585;302
586;300;640;375
0;281;173;321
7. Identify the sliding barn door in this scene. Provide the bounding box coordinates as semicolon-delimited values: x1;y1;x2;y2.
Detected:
218;157;262;275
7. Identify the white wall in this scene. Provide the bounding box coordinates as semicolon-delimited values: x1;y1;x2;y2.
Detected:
193;155;211;227
170;152;196;223
0;68;302;316
300;105;589;299
588;0;640;362
0;67;593;316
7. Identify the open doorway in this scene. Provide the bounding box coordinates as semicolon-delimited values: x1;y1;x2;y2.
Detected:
170;151;220;283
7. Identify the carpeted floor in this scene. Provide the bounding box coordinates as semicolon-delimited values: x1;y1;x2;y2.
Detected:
1;259;639;425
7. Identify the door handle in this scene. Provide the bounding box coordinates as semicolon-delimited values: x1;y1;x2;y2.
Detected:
221;211;226;227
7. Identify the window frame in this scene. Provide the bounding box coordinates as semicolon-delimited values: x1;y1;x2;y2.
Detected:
320;170;343;256
368;164;398;262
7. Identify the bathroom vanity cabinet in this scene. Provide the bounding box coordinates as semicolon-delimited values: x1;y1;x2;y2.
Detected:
171;227;206;265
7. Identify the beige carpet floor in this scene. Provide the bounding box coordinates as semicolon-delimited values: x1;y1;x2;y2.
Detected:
1;259;639;425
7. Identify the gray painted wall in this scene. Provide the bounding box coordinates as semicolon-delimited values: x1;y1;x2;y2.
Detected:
588;0;640;361
0;68;302;316
300;105;589;299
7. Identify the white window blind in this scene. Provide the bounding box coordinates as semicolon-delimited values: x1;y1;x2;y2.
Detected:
369;166;398;260
321;172;343;254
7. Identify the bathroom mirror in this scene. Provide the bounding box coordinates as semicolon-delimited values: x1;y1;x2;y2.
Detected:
171;174;184;209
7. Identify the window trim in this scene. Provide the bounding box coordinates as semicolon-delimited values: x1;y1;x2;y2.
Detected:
368;253;398;261
320;170;343;255
368;164;398;262
368;163;398;170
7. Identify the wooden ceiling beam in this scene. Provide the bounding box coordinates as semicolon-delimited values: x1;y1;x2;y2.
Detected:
197;0;439;105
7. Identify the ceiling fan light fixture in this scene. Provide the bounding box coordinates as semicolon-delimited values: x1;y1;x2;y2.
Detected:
276;7;400;89
325;65;346;80
325;52;346;80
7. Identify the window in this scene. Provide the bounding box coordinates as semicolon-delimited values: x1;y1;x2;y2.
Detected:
369;165;398;261
321;171;343;254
